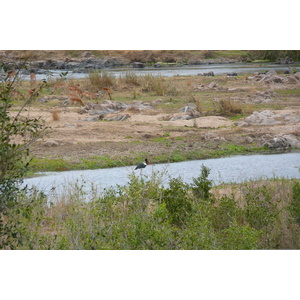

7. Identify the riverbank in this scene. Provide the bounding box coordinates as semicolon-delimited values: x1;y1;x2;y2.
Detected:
1;50;299;74
5;66;300;173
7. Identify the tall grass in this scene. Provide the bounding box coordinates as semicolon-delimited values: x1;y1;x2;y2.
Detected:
1;167;300;250
88;70;115;91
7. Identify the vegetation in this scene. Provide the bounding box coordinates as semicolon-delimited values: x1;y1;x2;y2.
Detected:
2;50;299;64
1;166;300;250
0;64;47;212
1;55;300;250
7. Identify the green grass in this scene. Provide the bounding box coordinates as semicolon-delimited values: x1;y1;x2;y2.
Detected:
28;143;266;174
275;88;300;96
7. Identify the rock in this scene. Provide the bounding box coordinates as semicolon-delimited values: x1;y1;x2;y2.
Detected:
275;56;293;64
170;115;194;121
151;98;163;105
132;62;144;68
181;104;196;113
82;116;100;122
263;136;291;150
154;63;163;68
246;136;253;143
243;110;280;126
106;114;131;121
294;73;300;80
43;140;59;147
226;72;237;76
287;76;298;84
203;71;215;76
208;82;218;89
266;70;277;76
281;134;300;148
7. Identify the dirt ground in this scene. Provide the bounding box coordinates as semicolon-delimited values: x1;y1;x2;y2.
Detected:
15;106;299;162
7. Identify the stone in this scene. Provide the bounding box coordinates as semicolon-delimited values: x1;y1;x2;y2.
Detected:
132;62;144;68
208;82;218;89
246;136;253;143
106;114;131;121
181;104;196;113
294;73;300;80
203;71;215;76
43;140;59;147
281;134;300;148
263;136;291;150
287;76;298;84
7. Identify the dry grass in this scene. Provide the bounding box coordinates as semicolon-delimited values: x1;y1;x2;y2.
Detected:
52;109;60;121
88;71;115;91
219;97;243;115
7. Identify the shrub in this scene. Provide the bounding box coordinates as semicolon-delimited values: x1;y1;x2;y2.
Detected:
0;64;47;213
289;182;300;224
219;98;242;116
162;177;192;227
190;165;213;201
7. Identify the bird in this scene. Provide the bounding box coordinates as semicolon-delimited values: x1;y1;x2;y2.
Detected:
135;158;151;170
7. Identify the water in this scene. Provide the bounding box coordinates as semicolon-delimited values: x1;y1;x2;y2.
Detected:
19;63;300;81
23;152;300;199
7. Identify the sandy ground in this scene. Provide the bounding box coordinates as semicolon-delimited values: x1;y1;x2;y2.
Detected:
10;104;300;162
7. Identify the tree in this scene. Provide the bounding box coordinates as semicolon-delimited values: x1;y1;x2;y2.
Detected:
0;62;47;213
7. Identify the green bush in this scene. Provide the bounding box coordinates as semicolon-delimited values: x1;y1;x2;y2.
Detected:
190;165;213;201
162;177;192;227
289;182;300;224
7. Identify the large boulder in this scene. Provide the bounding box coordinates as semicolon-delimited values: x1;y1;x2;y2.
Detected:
243;110;280;126
263;137;291;150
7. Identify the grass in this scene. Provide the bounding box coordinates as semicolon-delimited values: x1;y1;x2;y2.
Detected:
28;143;267;173
275;88;300;96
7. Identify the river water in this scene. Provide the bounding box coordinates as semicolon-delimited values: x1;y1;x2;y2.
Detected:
23;152;300;199
24;62;300;81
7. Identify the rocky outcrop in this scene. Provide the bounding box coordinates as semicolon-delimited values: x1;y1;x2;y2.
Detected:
275;56;294;64
242;110;279;126
80;100;153;120
263;136;291;150
1;57;130;74
195;81;227;91
248;70;300;85
237;110;300;128
162;104;201;121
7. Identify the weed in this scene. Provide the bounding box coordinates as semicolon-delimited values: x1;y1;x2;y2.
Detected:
52;109;60;121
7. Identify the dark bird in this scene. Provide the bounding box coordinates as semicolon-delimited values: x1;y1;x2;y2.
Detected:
135;158;151;170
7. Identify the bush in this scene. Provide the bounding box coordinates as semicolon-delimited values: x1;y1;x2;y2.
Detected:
0;63;47;247
190;165;213;201
162;177;192;227
289;182;300;224
0;64;47;213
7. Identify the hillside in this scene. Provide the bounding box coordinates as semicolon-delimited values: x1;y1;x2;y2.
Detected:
0;50;299;65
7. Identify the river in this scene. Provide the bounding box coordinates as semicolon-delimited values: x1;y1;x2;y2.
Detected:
23;152;300;199
21;62;300;81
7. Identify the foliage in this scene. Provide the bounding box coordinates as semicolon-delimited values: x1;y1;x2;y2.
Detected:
2;164;299;250
0;63;47;245
190;165;213;201
289;182;300;224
